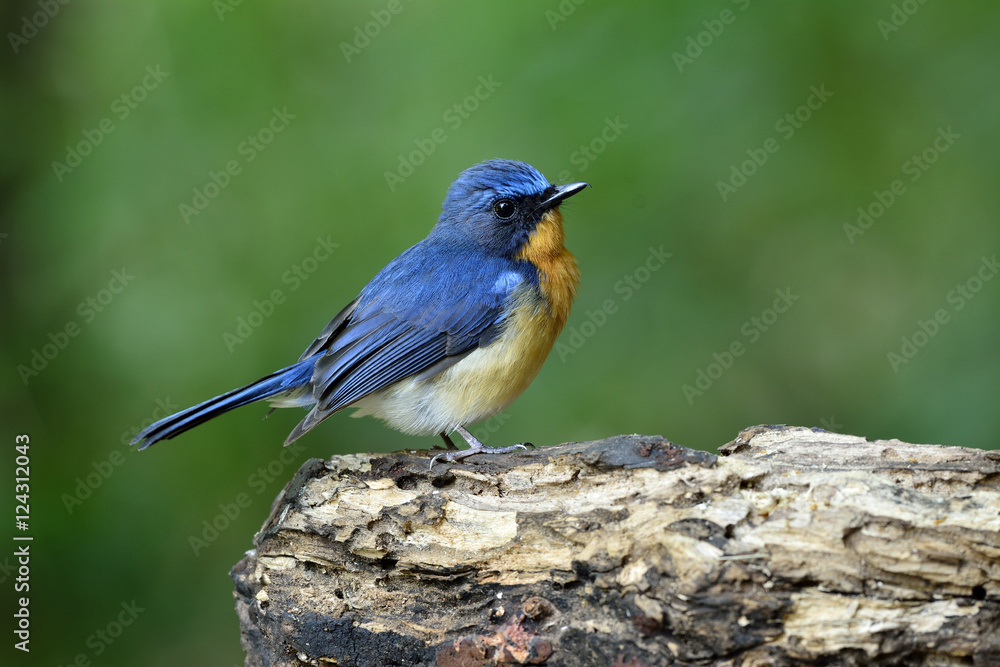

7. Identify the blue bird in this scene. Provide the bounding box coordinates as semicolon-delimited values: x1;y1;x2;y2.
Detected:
131;159;588;463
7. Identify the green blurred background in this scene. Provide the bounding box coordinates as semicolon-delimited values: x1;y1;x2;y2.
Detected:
1;1;998;664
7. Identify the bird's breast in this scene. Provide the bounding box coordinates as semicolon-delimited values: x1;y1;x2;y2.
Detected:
514;208;580;327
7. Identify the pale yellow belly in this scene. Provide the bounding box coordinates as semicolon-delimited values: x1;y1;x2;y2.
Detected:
349;292;563;435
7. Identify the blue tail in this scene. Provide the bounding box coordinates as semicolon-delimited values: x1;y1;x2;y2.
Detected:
131;358;316;450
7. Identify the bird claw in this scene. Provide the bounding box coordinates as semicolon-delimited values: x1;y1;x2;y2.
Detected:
428;452;447;470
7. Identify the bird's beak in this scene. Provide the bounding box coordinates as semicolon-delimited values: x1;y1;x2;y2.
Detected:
541;182;590;209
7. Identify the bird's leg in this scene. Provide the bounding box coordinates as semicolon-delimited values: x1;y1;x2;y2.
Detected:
429;425;534;468
432;432;460;451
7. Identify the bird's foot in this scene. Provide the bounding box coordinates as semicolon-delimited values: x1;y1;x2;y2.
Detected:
428;426;535;469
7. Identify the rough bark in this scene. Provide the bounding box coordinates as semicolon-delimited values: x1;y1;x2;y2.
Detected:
231;425;1000;666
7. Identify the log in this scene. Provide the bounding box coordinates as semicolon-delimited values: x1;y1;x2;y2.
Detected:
231;425;1000;666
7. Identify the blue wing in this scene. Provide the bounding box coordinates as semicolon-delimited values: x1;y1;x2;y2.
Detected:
285;239;537;441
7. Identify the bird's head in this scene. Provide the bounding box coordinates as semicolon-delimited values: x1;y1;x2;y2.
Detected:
432;159;588;258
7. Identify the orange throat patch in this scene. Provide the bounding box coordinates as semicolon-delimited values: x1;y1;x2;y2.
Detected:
514;208;580;326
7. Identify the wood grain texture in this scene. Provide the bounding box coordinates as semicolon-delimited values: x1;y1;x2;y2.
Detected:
231;426;1000;666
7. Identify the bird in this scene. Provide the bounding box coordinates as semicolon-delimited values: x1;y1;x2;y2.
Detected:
131;159;589;464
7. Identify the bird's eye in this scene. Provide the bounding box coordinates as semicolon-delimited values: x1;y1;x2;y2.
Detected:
493;199;516;219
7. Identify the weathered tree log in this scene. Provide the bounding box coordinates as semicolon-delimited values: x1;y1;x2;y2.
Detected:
231;426;1000;666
